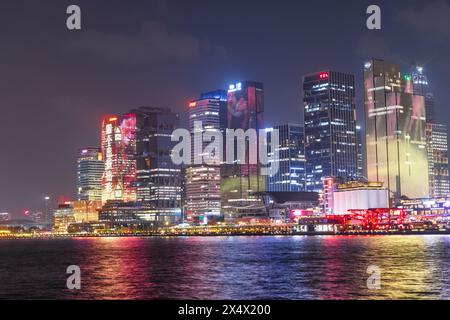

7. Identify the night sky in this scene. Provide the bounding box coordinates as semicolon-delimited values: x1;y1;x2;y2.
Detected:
1;0;450;217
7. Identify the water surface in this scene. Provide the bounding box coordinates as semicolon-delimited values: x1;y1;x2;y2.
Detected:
0;235;449;299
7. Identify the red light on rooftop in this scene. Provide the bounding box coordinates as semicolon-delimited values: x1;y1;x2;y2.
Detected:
319;72;329;79
188;101;197;108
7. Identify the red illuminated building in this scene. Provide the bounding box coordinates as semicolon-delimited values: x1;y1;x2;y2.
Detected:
101;115;137;203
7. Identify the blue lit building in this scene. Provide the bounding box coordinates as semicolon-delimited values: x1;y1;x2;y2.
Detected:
77;147;104;201
303;71;358;193
267;123;306;192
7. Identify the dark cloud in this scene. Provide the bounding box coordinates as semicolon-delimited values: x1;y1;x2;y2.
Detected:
399;0;450;41
65;21;228;63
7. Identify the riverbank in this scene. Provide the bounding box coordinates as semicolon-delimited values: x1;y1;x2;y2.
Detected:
1;229;449;239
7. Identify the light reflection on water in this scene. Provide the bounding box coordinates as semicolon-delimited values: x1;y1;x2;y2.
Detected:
0;235;449;299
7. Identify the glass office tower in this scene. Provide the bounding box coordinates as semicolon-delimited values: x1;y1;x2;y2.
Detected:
411;64;450;198
364;58;429;200
221;81;266;220
427;123;450;198
356;125;364;179
132;107;182;223
411;64;435;123
77;147;103;201
303;71;358;193
185;91;227;224
267;123;306;192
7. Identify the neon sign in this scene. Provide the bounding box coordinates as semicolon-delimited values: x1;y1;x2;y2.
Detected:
228;82;242;92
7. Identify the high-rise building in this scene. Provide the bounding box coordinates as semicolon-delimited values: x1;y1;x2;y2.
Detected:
132;107;182;223
411;64;435;123
77;147;103;201
356;125;364;179
221;81;266;220
267;123;306;192
427;123;450;198
185;92;226;224
101;115;137;203
303;71;358;193
410;64;450;198
364;58;429;200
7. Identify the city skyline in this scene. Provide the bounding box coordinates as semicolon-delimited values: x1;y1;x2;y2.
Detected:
2;0;450;216
3;1;450;304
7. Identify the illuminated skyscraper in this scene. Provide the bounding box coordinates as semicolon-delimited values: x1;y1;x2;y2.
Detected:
364;58;429;200
303;71;358;193
221;81;266;220
185;91;226;224
132;107;182;223
427;123;450;198
410;64;449;198
356;125;364;179
267;123;306;192
101;115;137;203
411;63;435;122
77;147;103;201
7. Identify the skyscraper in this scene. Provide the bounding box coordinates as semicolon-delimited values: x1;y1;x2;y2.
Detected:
303;71;358;193
132;107;182;223
267;123;306;192
411;64;435;122
101;115;137;203
364;58;429;200
356;125;364;179
77;147;103;201
185;91;227;224
411;64;450;199
221;81;266;220
427;123;450;198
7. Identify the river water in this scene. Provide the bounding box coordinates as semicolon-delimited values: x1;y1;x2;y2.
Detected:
0;235;449;299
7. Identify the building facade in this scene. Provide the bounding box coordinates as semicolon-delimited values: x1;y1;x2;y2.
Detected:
427;123;450;198
77;147;103;201
101;115;137;203
356;125;364;179
185;92;226;224
410;64;450;198
267;123;306;192
303;71;358;193
411;64;435;123
221;81;266;220
364;59;429;199
133;107;182;223
53;203;75;234
323;178;389;215
73;200;101;223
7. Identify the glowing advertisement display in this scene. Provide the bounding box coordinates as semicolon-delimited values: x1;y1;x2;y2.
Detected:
227;82;264;131
101;115;137;203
